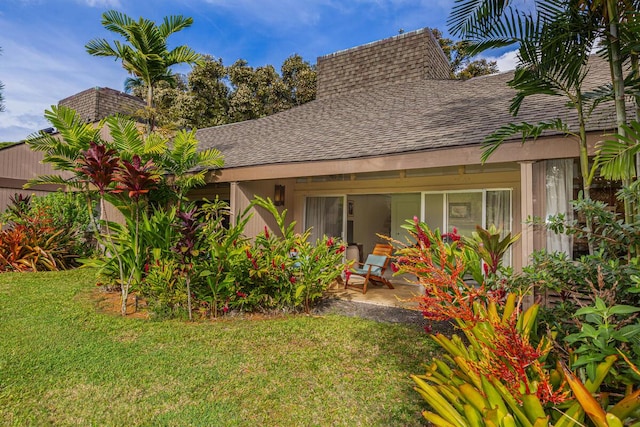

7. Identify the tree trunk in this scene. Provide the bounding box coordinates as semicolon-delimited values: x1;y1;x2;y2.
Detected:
576;95;594;255
147;84;155;133
633;53;640;181
607;0;633;223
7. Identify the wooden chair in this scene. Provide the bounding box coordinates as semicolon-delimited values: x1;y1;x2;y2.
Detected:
345;243;395;294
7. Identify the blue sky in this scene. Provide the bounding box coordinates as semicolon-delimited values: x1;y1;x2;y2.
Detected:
0;0;517;142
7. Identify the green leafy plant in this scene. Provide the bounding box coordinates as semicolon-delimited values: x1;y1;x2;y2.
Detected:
566;294;640;387
198;198;252;318
245;196;347;313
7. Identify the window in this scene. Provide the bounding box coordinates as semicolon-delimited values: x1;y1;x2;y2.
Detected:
423;189;512;263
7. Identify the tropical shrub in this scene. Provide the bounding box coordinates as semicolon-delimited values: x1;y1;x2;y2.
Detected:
393;219;640;426
511;186;640;391
0;194;84;271
243;197;347;313
26;108;224;315
138;197;347;319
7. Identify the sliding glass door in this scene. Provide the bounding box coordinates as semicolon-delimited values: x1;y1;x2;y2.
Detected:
422;189;512;262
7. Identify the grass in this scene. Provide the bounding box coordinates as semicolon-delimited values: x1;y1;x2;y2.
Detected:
0;269;436;426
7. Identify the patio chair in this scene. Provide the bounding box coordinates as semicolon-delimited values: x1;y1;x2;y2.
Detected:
345;243;395;294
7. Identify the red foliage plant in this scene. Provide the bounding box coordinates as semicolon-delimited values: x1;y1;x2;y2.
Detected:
112;155;160;201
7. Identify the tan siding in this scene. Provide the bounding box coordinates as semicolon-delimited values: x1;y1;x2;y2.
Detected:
0;144;54;181
234;179;296;238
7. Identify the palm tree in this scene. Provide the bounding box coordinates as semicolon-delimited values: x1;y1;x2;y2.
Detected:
449;0;640;220
449;1;600;196
86;10;202;130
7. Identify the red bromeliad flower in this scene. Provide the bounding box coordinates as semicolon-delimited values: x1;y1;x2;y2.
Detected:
112;155;160;201
468;316;566;405
251;259;258;269
236;291;247;298
264;226;270;239
414;216;431;248
326;237;334;247
336;245;345;254
391;262;399;273
289;276;296;284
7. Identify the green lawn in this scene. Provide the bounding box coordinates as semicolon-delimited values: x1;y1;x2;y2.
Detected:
0;269;435;426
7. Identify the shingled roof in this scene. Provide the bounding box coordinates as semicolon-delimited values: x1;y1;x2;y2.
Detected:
196;31;617;170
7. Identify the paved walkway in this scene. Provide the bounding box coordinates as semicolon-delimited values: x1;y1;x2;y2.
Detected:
315;279;455;334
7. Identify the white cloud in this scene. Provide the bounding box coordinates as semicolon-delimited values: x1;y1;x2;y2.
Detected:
79;0;122;7
0;16;125;141
484;49;520;72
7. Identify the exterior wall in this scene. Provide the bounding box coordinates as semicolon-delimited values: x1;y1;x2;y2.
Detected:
0;143;54;181
196;179;297;238
0;143;67;213
316;28;450;99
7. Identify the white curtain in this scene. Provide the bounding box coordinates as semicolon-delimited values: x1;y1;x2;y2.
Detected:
486;190;512;265
305;197;343;242
545;159;573;256
486;190;510;234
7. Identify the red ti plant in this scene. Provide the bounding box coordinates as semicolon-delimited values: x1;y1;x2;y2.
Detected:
112;155;160;202
76;142;120;237
76;142;119;196
172;207;203;320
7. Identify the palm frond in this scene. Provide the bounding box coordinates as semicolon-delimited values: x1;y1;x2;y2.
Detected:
159;15;194;38
595;120;640;180
85;38;119;58
143;133;167;155
165;46;202;67
448;0;511;39
481;119;570;163
25;175;81;189
197;148;225;170
101;10;135;38
105;115;145;159
26;106;99;163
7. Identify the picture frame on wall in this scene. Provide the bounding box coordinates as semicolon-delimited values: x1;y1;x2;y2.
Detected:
449;202;471;219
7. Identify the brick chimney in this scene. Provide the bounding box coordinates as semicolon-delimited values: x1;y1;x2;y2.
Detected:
316;28;451;99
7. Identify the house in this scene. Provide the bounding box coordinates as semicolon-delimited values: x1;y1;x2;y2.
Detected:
5;28;619;278
190;28;618;272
